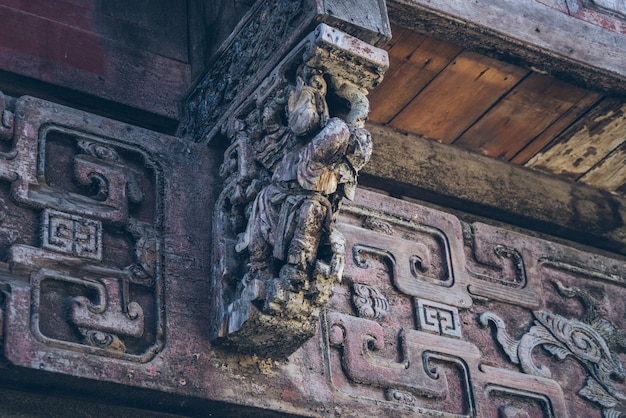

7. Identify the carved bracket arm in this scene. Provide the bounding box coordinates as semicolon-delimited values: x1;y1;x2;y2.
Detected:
210;22;388;358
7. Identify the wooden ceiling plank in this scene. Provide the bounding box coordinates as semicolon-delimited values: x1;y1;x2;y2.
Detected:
510;90;602;165
389;51;528;143
373;26;425;83
367;26;427;122
368;35;462;124
454;72;588;159
380;24;427;79
580;142;626;195
525;98;626;180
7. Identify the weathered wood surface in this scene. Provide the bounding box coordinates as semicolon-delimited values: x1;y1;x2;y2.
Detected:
367;34;462;124
388;51;528;143
386;0;626;95
527;98;626;180
362;122;626;256
454;73;588;159
366;22;626;201
564;0;626;35
367;24;605;161
316;0;392;47
581;142;626;195
510;90;602;164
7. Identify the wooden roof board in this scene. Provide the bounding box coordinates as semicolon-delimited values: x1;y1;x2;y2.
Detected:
388;51;528;143
454;72;588;159
525;98;626;179
387;0;626;95
368;34;462;124
510;90;603;164
580;142;626;194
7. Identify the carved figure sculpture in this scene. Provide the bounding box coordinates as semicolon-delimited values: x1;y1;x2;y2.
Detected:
235;70;372;314
210;24;388;357
212;67;378;357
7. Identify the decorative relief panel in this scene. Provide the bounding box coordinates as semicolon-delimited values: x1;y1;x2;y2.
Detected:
481;278;626;417
320;189;625;417
322;193;466;414
32;269;149;357
0;95;164;363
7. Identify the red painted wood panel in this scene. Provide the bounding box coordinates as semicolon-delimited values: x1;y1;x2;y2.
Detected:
0;0;95;30
0;3;190;121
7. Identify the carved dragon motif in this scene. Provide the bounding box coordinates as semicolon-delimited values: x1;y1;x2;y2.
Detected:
480;280;626;417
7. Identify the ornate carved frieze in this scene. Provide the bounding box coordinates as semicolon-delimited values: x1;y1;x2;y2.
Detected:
210;23;388;357
481;280;626;417
0;95;165;362
319;188;625;417
0;83;623;417
323;194;473;414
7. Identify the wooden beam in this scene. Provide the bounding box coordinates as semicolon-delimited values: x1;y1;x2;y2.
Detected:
387;0;626;95
0;3;190;125
362;123;626;256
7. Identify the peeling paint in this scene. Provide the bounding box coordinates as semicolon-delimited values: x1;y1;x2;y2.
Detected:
526;103;626;179
581;144;626;194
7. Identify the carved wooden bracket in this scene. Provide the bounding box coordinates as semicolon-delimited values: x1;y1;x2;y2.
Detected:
180;0;391;144
210;23;388;357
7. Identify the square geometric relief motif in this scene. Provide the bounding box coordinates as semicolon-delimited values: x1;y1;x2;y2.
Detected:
42;209;102;260
417;299;462;338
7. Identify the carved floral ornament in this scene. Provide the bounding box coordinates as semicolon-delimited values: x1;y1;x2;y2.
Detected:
210;24;388;358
